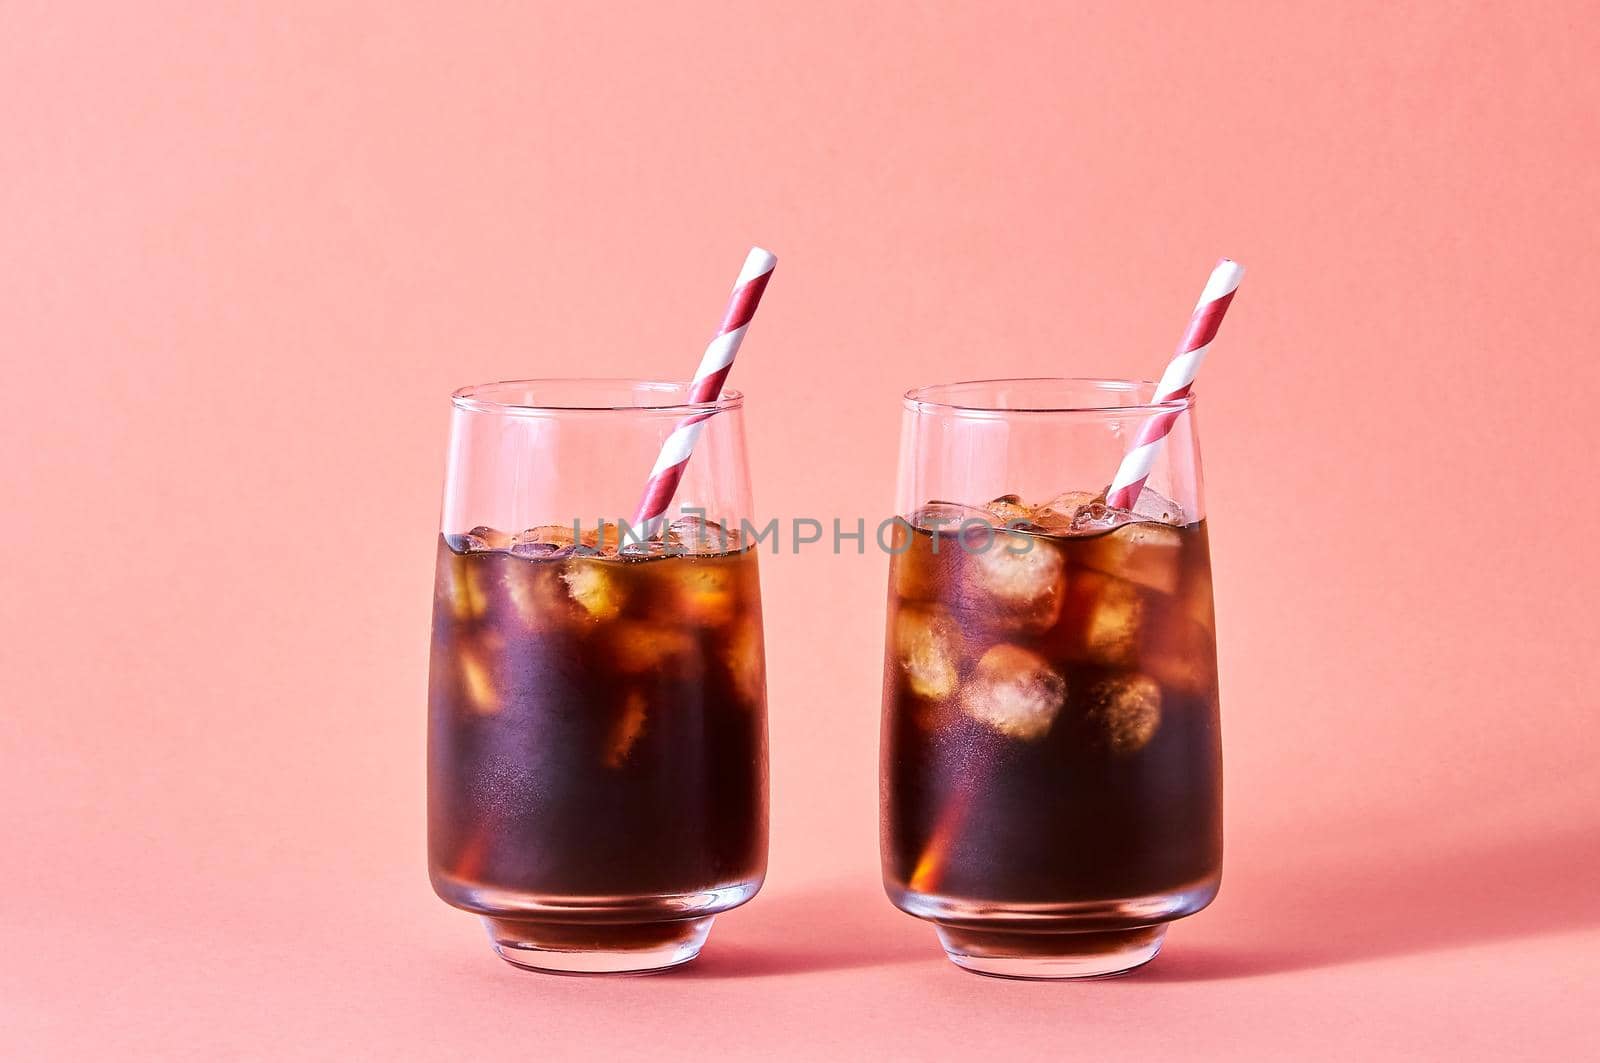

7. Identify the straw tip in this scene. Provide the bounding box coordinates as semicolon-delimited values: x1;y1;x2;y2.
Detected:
1198;258;1245;305
740;246;778;279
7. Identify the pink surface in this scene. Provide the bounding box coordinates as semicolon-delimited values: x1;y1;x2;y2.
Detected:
3;3;1598;1058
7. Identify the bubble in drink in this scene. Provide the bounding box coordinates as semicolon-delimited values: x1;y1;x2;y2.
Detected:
960;643;1066;741
895;605;961;700
965;530;1065;632
1086;674;1162;753
561;559;626;620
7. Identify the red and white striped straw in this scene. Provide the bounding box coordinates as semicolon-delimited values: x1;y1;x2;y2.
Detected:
631;247;777;530
1105;258;1245;510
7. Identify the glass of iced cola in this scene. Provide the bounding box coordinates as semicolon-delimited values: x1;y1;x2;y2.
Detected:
881;378;1222;978
429;379;767;974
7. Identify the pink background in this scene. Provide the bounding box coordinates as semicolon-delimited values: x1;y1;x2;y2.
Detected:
4;3;1597;1058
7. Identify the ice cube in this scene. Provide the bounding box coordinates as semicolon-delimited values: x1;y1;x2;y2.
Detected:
604;690;649;768
510;524;581;558
437;551;490;621
560;559;626;620
510;541;572;559
985;493;1034;526
1143;611;1218;696
1184;562;1216;632
723;618;766;709
1130;488;1185;525
618;540;673;559
1032;491;1099;533
888;518;954;603
909;502;997;535
1070;501;1127;533
1080;521;1185;595
501;561;570;628
1086;674;1162;753
961;644;1066;740
671;562;740;627
464;526;513;550
446;531;492;554
964;530;1065;632
1077;570;1144;666
894;605;961;700
610;620;697;675
666;515;737;555
517;523;579;545
581;521;628;557
457;645;500;715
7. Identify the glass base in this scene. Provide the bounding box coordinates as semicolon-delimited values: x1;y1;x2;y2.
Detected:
482;915;714;975
887;875;1216;980
934;923;1166;979
434;876;761;975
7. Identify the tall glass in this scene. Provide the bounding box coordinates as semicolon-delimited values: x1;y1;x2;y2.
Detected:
429;379;768;974
880;378;1222;978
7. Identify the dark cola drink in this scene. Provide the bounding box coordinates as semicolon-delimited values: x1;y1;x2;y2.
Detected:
428;520;767;972
881;493;1222;976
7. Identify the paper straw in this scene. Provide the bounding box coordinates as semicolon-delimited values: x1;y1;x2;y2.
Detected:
1105;259;1245;510
631;247;777;531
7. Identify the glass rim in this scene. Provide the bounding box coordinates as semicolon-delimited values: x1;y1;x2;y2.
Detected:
451;377;745;415
902;377;1195;415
